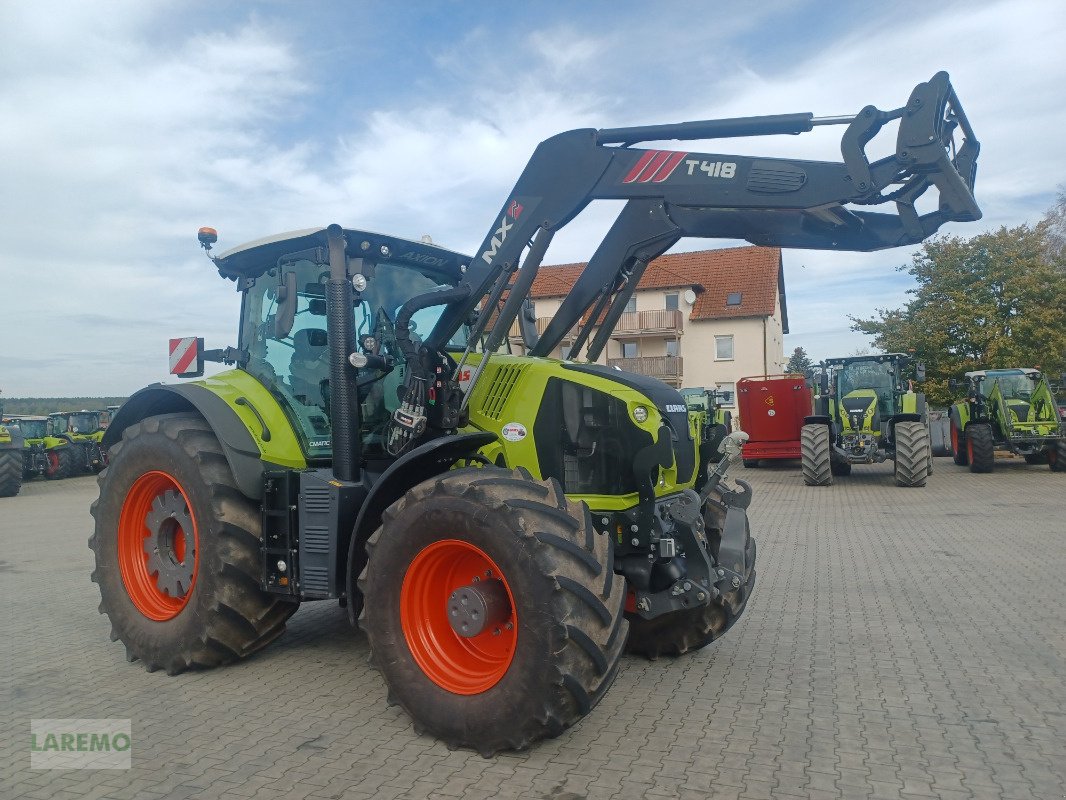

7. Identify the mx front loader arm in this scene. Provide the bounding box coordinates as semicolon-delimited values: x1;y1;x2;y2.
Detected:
429;72;979;353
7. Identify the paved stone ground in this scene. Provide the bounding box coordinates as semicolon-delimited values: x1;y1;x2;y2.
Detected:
2;458;1065;800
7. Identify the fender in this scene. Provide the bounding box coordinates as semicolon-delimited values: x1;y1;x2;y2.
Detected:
804;415;831;426
345;430;498;624
103;383;278;500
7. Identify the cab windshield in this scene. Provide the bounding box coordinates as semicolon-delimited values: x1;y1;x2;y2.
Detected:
68;413;99;433
837;361;895;414
981;373;1033;400
16;419;47;439
241;259;468;459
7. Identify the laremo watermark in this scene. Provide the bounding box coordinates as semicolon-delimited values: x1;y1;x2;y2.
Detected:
30;719;131;769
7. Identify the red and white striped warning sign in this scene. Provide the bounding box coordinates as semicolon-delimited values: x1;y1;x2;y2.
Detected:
169;337;201;376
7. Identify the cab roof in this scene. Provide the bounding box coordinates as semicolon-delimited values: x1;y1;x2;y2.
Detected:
964;368;1038;379
213;226;472;284
824;353;910;367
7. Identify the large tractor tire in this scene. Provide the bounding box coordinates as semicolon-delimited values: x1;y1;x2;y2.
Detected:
45;447;75;480
0;449;22;497
89;413;298;674
801;424;832;486
966;423;995;473
625;503;756;659
1049;439;1066;472
360;467;626;756
949;413;968;466
893;421;930;487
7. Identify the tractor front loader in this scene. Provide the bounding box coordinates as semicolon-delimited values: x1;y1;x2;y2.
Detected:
93;72;980;753
949;368;1066;471
802;354;932;487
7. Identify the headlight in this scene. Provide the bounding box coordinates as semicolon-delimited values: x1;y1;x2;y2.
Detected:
633;406;649;423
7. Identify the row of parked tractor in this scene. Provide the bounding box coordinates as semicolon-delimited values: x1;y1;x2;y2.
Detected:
729;356;1066;486
0;405;121;497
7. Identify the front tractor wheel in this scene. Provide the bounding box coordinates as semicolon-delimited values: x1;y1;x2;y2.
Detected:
1049;439;1066;472
800;424;832;486
966;423;995;473
950;416;969;466
89;413;298;674
893;421;930;487
360;467;627;756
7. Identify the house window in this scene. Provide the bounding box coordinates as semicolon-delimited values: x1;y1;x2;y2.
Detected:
665;340;679;357
624;297;637;314
726;292;742;306
665;293;679;311
621;341;638;358
715;382;736;407
714;335;734;360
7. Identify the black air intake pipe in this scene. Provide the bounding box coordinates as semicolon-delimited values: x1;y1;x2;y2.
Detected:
326;224;360;482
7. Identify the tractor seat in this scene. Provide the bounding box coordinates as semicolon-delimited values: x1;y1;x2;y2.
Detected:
289;329;329;407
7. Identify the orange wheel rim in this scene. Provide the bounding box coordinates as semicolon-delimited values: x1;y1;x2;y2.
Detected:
400;539;517;695
117;471;198;621
950;422;958;454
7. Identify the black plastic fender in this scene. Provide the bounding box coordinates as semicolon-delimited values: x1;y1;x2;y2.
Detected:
103;383;267;499
345;430;498;624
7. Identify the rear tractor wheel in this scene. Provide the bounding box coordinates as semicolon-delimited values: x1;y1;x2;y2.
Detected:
625;502;756;659
0;449;22;497
893;421;930;487
966;423;995;473
360;467;626;756
45;447;75;480
89;413;298;674
801;424;832;486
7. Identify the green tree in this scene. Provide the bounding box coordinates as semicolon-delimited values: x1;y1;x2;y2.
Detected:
785;346;814;377
850;224;1066;405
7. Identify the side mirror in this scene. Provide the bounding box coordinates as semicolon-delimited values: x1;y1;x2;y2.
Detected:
819;372;829;395
916;362;926;381
275;270;298;338
948;378;962;392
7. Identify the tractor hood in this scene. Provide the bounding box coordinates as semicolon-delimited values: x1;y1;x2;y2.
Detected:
840;390;878;433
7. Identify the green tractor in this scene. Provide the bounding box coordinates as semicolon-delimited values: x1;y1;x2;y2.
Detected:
92;73;980;753
680;386;734;466
802;353;932;487
9;415;84;480
948;368;1066;472
48;410;107;474
0;400;25;497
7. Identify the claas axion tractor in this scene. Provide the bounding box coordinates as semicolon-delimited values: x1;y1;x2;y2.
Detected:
802;353;932;487
93;73;981;753
949;368;1066;471
49;410;107;474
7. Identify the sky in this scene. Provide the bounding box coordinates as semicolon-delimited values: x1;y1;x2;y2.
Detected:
1;0;1064;396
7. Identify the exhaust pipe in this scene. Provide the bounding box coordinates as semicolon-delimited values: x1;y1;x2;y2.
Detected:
325;224;360;482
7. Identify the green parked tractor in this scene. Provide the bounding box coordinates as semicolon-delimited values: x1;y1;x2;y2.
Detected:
802;353;932;487
5;416;71;480
0;400;24;497
48;410;107;474
680;386;734;466
92;73;981;753
948;368;1066;472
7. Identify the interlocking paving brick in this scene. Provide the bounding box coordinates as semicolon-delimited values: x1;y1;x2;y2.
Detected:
2;460;1066;799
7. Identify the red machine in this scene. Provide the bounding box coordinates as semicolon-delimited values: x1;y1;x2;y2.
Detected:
737;374;812;466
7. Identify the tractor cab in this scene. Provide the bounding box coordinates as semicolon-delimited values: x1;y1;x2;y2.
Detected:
220;229;471;462
825;354;912;439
